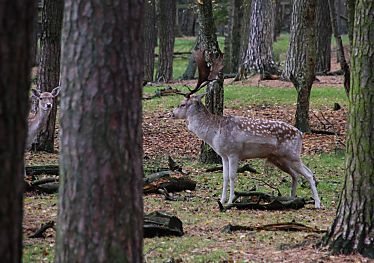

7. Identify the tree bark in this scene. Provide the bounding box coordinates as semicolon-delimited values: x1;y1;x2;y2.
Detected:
346;0;355;47
33;0;63;153
55;1;144;262
241;0;278;79
181;37;199;80
156;0;176;82
144;0;156;82
236;0;252;79
315;0;332;73
223;0;243;74
324;0;374;259
282;0;317;132
196;0;224;164
0;1;36;262
178;1;196;36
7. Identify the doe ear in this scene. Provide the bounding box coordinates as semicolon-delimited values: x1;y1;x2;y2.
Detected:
31;88;41;98
195;92;207;101
51;86;61;97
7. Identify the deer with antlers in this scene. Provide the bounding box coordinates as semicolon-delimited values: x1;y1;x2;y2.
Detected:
26;87;60;150
172;50;321;208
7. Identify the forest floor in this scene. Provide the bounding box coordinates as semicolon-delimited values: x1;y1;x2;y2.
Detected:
22;71;371;262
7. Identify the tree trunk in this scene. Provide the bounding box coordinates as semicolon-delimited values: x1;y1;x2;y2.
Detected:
0;1;36;262
144;0;156;82
181;37;199;80
272;0;282;41
178;2;196;36
55;1;144;262
223;0;243;74
196;0;223;164
315;0;332;73
156;0;176;82
346;0;355;47
283;0;317;132
329;0;350;96
236;0;252;79
241;0;278;79
33;0;63;153
324;1;374;259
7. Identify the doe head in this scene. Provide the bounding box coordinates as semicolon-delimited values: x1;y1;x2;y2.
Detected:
172;93;206;119
31;86;61;111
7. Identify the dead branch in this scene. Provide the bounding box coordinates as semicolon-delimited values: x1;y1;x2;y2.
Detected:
29;221;55;238
222;222;326;234
205;163;258;174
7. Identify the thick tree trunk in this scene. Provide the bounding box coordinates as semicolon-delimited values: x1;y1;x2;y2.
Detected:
315;0;332;73
241;0;278;79
236;0;252;79
223;0;243;74
324;1;374;259
144;0;156;82
178;2;196;36
283;0;317;132
55;1;144;262
0;1;36;262
272;0;282;41
196;0;223;164
34;0;63;153
156;0;176;82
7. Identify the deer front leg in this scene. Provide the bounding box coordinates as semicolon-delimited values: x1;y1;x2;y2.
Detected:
220;156;229;204
228;156;239;204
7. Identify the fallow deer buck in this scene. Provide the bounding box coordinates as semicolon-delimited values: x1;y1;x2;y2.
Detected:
172;50;321;208
26;87;60;149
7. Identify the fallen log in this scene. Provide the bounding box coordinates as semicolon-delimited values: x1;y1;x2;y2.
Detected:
25;165;59;176
218;191;307;211
206;163;258;174
144;175;196;194
29;221;55;238
222;222;325;234
144;211;184;238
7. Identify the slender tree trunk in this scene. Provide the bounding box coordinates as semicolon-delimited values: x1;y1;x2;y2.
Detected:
0;1;36;262
144;0;156;82
329;0;350;96
236;0;252;80
346;0;355;47
196;0;223;164
181;37;199;80
178;2;196;36
55;1;144;262
273;0;282;41
283;0;317;132
156;0;176;82
315;0;332;73
241;0;278;79
34;0;63;153
324;1;374;258
223;0;243;74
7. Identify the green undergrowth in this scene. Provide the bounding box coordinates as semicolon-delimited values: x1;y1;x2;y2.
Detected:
143;85;348;113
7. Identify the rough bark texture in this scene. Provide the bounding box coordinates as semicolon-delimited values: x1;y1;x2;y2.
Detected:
324;1;374;259
236;0;252;79
196;0;223;164
223;0;242;74
178;1;196;36
181;37;199;80
34;0;63;153
156;0;176;82
55;1;144;262
346;0;355;47
144;0;156;82
315;0;332;73
241;0;278;79
282;0;316;132
0;1;36;262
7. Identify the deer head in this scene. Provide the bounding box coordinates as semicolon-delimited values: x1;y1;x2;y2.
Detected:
31;86;61;111
172;93;206;119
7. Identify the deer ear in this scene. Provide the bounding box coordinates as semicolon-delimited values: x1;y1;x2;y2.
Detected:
51;86;61;97
31;88;41;98
195;92;207;101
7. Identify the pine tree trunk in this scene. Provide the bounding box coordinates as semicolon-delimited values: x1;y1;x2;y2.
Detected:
0;1;36;262
196;0;223;164
156;0;176;82
236;0;252;79
55;1;144;262
223;0;243;74
178;2;196;36
241;0;278;79
324;1;374;258
283;0;316;132
181;37;199;80
315;0;332;73
144;0;156;82
346;0;355;47
34;0;63;153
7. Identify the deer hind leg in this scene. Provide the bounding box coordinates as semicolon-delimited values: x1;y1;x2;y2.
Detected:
267;157;299;198
290;160;321;209
228;156;239;204
220;156;229;204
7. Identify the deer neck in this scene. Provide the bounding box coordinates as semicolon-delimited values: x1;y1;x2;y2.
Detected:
27;108;51;147
187;107;220;145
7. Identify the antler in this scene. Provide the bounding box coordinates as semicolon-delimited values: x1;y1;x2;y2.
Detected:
184;49;224;98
